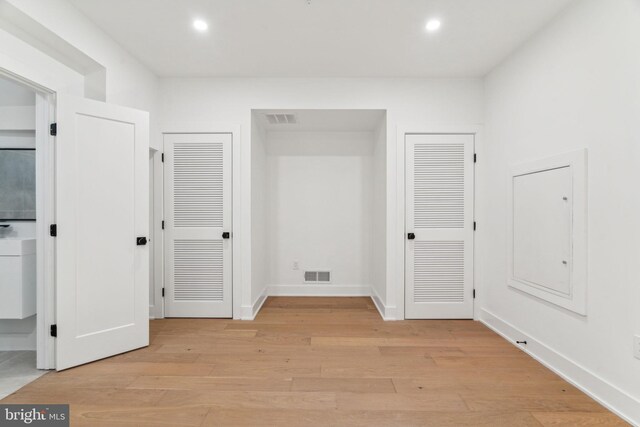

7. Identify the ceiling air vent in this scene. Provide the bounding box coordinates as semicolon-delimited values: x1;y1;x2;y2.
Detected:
265;113;297;125
304;270;331;283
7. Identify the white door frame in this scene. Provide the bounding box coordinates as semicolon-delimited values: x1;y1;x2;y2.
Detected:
149;149;164;319
396;125;482;320
160;125;242;319
0;67;56;369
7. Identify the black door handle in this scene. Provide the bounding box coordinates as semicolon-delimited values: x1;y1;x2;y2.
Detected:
222;232;230;239
407;233;416;240
136;236;148;246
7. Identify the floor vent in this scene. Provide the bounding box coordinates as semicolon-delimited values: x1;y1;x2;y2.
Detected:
265;113;297;124
304;270;331;283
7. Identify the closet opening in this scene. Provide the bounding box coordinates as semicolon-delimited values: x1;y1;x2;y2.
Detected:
250;109;387;316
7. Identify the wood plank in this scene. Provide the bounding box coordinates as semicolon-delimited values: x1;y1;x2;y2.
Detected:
128;376;293;392
291;377;396;393
157;390;336;410
201;409;544;427
531;411;630;426
54;361;215;377
69;404;209;427
320;358;438;378
336;392;467;411
461;393;608;412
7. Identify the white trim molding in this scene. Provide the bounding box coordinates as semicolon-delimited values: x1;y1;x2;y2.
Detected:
240;289;268;321
396;125;483;322
480;309;640;425
371;287;399;321
160;123;243;320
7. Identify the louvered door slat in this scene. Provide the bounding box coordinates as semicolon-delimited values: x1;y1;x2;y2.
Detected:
405;134;474;319
164;133;232;318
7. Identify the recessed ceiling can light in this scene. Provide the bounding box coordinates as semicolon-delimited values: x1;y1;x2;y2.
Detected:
193;19;209;32
425;19;441;33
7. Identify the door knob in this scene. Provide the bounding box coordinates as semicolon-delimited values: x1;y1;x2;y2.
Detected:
407;233;416;240
222;232;230;239
136;236;148;246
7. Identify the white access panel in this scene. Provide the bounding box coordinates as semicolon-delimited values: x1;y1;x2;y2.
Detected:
513;167;571;295
55;94;149;370
405;134;474;319
508;149;587;315
164;133;232;318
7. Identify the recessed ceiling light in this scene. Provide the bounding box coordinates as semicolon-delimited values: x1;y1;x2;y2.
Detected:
425;19;441;33
193;19;209;32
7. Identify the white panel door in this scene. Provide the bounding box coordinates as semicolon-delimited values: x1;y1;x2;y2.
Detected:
56;94;149;370
405;134;474;319
164;133;232;317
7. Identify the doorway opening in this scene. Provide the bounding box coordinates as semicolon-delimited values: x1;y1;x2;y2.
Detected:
250;109;387;316
0;73;52;396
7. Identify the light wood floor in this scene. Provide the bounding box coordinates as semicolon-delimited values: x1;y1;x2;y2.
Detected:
2;297;626;426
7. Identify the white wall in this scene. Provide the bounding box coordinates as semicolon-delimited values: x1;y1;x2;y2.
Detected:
481;0;640;422
265;131;374;294
160;78;483;318
3;0;161;149
250;112;269;310
371;118;387;309
0;26;84;97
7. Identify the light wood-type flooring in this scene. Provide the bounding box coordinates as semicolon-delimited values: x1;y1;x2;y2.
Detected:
1;297;626;426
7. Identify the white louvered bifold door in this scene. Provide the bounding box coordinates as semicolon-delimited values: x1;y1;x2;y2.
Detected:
405;134;474;319
164;133;232;317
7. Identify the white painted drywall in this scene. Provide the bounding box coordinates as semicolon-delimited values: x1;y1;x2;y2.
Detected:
481;0;640;421
265;131;374;292
371;117;387;307
160;78;484;317
0;26;84;97
251;112;269;307
3;0;161;149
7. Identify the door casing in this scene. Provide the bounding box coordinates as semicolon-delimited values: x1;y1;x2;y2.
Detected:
160;126;242;319
396;127;482;320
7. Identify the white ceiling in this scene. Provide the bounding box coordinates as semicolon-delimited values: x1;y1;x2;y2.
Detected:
68;0;572;78
255;109;385;132
0;76;35;106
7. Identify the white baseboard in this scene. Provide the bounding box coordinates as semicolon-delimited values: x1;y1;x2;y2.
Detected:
239;289;269;321
266;284;371;297
0;332;37;351
251;292;268;319
0;317;37;351
371;288;399;321
480;309;640;426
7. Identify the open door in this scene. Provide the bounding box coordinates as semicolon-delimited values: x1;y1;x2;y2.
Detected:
55;94;149;370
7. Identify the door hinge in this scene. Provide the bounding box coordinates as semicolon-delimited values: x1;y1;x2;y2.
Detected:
473;289;476;299
50;123;57;136
474;153;477;163
162;288;165;298
473;221;476;231
49;224;57;237
50;324;57;337
161;220;165;230
161;153;164;162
